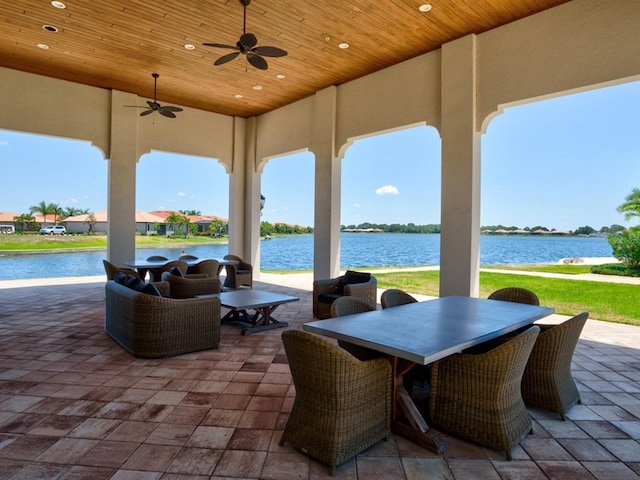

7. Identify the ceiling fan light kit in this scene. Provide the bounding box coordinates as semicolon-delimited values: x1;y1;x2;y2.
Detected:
203;0;287;70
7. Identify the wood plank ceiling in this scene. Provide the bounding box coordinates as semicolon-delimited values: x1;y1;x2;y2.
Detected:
0;0;569;118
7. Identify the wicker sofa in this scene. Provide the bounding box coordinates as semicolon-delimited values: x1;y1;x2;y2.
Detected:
104;280;221;358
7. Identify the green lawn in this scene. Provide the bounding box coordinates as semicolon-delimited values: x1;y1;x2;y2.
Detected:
0;234;227;251
374;269;640;327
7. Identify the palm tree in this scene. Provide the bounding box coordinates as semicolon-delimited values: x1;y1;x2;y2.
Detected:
13;213;36;232
50;203;62;224
165;212;184;237
617;188;640;222
30;201;53;226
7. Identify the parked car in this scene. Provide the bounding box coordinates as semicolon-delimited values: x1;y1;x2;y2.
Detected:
40;225;66;235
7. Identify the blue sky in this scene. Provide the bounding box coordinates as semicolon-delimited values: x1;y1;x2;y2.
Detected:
1;80;639;230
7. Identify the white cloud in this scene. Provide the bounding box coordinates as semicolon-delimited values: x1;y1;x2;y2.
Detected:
0;140;8;147
375;185;399;195
353;203;361;208
178;192;186;197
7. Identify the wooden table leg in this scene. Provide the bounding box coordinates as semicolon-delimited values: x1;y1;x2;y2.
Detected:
389;357;447;454
241;305;288;335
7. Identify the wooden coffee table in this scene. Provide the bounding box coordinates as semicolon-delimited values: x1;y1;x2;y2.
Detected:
200;290;299;335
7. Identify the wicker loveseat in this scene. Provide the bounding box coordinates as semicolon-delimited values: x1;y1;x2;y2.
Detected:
104;280;221;358
312;270;377;319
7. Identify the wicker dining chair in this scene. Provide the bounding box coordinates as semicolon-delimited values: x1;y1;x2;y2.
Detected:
280;330;392;476
137;255;168;282
151;260;188;282
429;325;540;460
330;296;382;361
102;259;139;281
381;289;418;309
188;259;220;278
521;311;589;420
488;287;540;306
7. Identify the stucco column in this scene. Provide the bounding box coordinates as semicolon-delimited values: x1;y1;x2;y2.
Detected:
312;87;340;280
107;91;138;265
439;35;481;297
228;117;248;261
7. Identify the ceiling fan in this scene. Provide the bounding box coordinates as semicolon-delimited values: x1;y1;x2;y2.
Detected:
126;73;183;118
203;0;287;70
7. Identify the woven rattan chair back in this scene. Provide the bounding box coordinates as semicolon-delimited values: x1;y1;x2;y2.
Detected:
381;289;418;309
102;259;139;280
521;311;588;420
279;330;392;475
223;254;253;289
330;295;376;317
488;287;540;306
429;325;540;460
189;259;220;278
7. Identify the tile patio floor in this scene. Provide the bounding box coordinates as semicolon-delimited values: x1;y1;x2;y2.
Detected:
0;272;639;479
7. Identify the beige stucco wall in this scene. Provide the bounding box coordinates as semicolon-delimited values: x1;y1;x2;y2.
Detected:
1;0;639;292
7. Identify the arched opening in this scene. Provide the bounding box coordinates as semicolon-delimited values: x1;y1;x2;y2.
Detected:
340;124;442;269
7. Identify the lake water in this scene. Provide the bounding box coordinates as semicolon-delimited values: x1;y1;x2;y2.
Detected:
0;233;614;281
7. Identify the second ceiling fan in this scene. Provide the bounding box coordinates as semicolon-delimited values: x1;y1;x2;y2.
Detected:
203;0;287;70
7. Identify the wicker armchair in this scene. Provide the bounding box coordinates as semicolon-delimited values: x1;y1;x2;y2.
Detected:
151;259;188;282
521;312;589;420
313;271;377;319
188;259;220;278
330;296;381;361
279;330;392;476
223;254;253;289
160;271;222;299
104;280;221;358
429;325;540;460
103;259;139;280
488;287;540;306
381;289;418;309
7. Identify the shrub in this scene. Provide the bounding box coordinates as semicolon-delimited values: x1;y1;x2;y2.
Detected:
607;226;640;269
590;263;640;277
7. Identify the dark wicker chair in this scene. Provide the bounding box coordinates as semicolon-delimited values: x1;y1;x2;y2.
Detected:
279;330;392;476
188;259;220;278
313;271;377;319
429;325;540;460
381;289;418;309
102;259;139;280
521;311;589;420
488;287;540;306
151;260;188;282
223;254;253;289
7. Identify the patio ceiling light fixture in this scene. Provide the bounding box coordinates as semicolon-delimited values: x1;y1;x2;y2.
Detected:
260;194;266;215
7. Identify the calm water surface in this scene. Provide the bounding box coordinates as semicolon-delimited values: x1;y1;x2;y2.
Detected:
0;233;613;280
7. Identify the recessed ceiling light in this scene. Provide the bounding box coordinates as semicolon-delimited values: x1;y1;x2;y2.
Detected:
234;94;243;99
252;85;263;91
51;1;66;8
42;25;58;32
338;42;349;49
276;74;286;79
419;3;432;12
184;44;195;50
37;43;50;49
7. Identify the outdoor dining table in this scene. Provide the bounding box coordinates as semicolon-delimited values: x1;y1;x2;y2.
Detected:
124;257;237;280
303;295;554;454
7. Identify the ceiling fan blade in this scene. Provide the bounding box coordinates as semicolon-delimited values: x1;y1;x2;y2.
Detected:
252;46;287;58
124;105;146;108
240;33;258;48
161;106;183;113
214;52;241;66
247;53;268;70
159;109;177;119
140;109;154;117
202;43;238;50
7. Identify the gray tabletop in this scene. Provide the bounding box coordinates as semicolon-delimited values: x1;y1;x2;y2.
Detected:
124;258;236;268
217;290;299;310
304;295;554;365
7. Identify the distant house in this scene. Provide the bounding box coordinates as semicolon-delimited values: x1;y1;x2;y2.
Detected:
149;211;227;235
64;210;166;234
0;212;19;233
